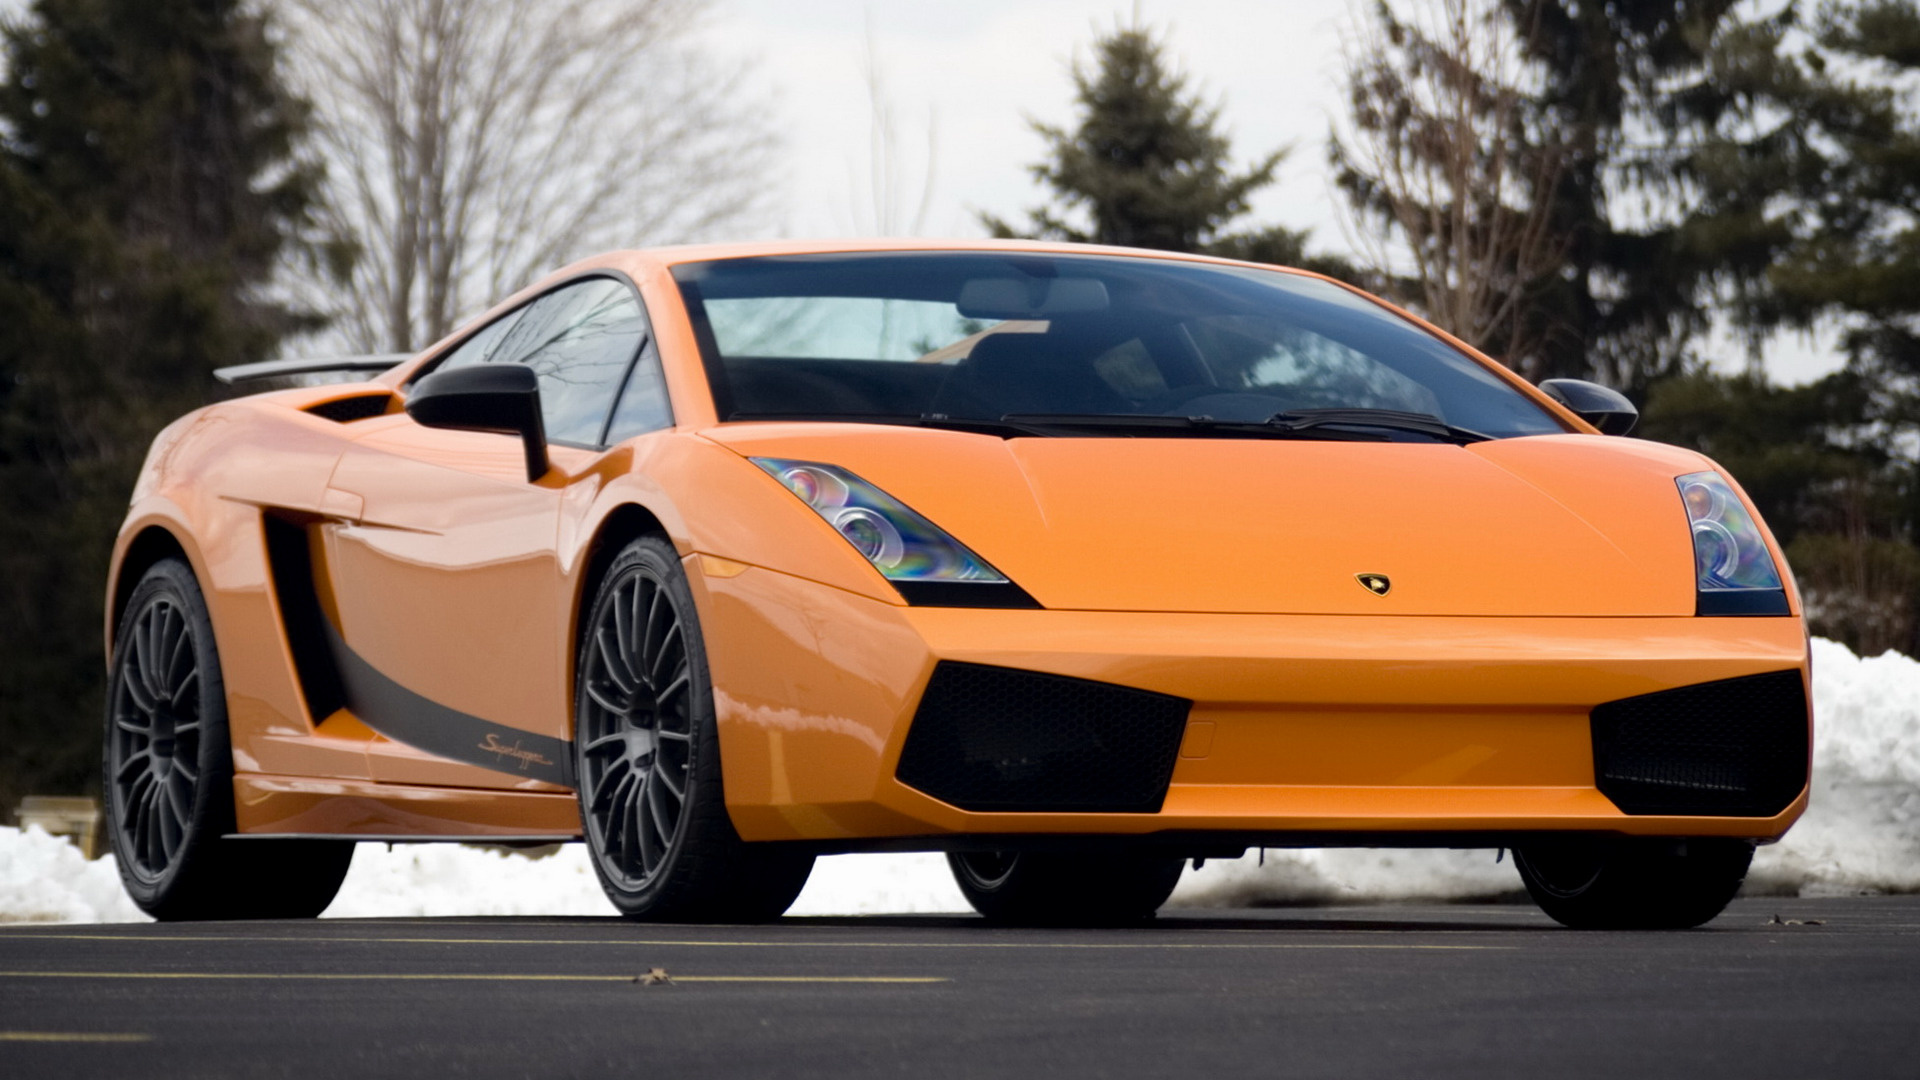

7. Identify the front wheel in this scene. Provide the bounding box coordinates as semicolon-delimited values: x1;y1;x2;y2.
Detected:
948;850;1185;925
104;558;353;920
1515;837;1753;929
574;536;814;921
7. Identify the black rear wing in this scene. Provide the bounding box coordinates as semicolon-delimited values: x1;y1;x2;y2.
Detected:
213;354;411;385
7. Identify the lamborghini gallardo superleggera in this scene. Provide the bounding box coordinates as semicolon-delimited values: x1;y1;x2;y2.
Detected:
103;240;1811;928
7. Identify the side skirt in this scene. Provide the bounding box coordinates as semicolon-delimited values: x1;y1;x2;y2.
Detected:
232;774;582;838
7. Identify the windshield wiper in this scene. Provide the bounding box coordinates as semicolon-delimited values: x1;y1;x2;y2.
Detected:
998;413;1386;441
727;412;1054;438
1265;409;1491;444
727;410;1483;443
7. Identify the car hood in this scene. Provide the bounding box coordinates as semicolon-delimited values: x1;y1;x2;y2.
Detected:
703;424;1713;616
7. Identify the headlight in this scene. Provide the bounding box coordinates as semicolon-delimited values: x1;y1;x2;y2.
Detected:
752;458;1008;583
1677;472;1785;608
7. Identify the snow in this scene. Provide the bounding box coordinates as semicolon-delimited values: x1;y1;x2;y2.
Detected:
4;638;1915;923
0;824;148;924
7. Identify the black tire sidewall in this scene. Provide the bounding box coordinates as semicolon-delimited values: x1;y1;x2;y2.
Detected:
947;851;1185;925
103;558;235;914
575;536;727;917
1515;838;1753;930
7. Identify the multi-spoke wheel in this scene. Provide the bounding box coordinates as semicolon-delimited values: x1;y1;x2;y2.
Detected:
948;850;1186;925
108;584;206;880
104;558;354;920
575;536;814;921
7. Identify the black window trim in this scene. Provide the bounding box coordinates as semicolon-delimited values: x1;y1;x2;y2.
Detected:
405;268;673;450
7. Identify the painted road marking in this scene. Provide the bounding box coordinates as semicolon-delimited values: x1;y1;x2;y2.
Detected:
2;934;1506;951
0;971;944;984
0;1032;152;1043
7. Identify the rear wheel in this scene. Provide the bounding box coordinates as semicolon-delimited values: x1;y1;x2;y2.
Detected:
104;558;353;920
575;536;814;921
1515;837;1753;929
947;850;1185;925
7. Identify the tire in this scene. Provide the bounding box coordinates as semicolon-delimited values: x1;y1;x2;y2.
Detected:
104;558;354;920
947;850;1186;925
574;535;814;921
1514;837;1753;929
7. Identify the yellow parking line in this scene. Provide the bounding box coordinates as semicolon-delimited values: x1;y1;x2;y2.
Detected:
0;1032;152;1043
6;934;1505;951
0;971;943;984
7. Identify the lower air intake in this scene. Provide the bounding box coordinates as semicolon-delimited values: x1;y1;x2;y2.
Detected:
895;662;1191;813
1591;669;1809;816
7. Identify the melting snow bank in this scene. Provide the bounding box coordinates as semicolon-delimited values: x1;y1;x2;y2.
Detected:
0;825;148;923
322;847;970;919
1744;637;1920;896
3;638;1915;923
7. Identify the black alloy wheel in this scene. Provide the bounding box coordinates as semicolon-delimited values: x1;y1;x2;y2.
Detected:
577;545;698;892
1514;836;1754;929
104;558;353;920
947;849;1186;925
108;585;204;882
574;536;814;921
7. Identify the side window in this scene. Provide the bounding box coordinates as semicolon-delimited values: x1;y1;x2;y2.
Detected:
605;338;673;442
488;278;650;446
435;307;528;371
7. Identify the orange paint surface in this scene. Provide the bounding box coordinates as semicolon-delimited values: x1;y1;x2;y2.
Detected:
104;240;1811;851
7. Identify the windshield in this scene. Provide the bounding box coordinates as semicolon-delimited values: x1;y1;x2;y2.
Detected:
673;252;1566;440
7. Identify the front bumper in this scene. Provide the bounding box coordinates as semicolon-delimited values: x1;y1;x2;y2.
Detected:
689;560;1811;848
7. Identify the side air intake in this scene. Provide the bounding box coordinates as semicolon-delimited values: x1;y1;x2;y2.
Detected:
1591;669;1809;817
895;662;1190;813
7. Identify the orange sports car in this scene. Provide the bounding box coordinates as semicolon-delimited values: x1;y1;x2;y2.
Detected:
103;240;1811;928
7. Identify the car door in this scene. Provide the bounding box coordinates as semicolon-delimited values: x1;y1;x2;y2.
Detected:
320;275;658;791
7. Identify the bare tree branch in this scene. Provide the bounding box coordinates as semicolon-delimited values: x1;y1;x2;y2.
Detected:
279;0;778;352
1332;0;1568;379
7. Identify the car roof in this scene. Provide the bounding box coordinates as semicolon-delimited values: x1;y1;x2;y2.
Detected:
589;237;1311;274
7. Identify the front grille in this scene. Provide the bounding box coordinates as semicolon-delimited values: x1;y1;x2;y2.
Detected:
895;662;1190;813
1591;670;1809;816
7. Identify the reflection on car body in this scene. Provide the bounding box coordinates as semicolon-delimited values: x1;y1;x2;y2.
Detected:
104;240;1808;928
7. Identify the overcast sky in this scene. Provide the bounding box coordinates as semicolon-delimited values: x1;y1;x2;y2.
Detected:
0;0;1842;381
696;0;1840;383
699;0;1352;245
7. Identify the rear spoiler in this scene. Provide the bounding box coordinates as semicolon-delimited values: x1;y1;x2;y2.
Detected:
213;353;411;385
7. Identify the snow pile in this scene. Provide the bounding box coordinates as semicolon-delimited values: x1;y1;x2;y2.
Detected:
325;843;611;918
2;638;1914;921
1745;637;1920;895
0;825;148;923
323;847;969;918
786;852;969;915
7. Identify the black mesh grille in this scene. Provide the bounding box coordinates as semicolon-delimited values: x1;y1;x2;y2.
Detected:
895;662;1191;813
1591;669;1809;816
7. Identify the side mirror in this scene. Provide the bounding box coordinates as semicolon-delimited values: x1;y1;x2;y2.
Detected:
405;364;549;481
1539;378;1638;436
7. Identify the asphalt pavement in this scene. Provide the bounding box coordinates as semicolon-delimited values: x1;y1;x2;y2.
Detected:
2;895;1916;1079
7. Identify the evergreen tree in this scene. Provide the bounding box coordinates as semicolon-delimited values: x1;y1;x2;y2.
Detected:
1500;0;1741;389
983;24;1350;278
0;0;327;815
1648;0;1920;656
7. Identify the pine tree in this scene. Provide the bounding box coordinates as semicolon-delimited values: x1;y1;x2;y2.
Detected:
1499;0;1741;389
982;25;1348;277
0;0;328;813
1650;0;1920;656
